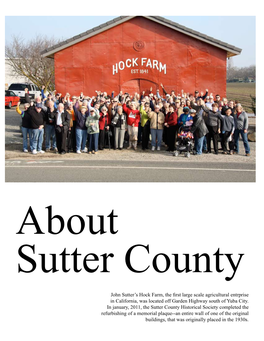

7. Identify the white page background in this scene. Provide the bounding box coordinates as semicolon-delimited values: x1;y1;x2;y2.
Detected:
1;182;263;341
1;2;263;340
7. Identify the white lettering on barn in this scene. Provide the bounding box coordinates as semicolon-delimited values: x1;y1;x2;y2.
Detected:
112;57;166;75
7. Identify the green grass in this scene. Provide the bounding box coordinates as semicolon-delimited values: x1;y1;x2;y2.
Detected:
226;82;256;113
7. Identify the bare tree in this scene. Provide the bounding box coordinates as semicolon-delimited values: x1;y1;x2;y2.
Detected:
5;35;60;92
227;64;256;82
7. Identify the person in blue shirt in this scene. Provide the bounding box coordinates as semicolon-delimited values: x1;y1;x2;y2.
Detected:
41;86;46;101
178;107;193;129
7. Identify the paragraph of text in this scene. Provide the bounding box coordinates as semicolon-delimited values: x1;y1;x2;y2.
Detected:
101;292;249;323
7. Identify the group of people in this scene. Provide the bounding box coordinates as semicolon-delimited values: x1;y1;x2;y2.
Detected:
17;85;251;156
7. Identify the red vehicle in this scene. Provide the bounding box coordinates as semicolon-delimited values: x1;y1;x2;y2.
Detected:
5;90;20;108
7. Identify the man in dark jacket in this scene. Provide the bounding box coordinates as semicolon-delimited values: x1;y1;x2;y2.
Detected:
27;103;46;154
50;103;70;154
190;109;209;155
44;100;57;152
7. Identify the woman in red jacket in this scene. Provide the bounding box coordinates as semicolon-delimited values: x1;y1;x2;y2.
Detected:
122;98;140;150
99;106;110;150
164;104;178;152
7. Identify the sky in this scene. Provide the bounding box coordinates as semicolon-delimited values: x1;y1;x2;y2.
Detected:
5;16;255;68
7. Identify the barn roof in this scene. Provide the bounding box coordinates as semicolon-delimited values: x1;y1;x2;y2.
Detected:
41;16;242;59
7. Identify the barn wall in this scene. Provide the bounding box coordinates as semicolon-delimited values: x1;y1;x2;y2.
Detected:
54;17;227;98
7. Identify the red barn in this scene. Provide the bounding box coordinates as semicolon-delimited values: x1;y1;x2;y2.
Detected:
41;16;241;97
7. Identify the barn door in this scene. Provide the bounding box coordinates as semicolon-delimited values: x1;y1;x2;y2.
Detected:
121;79;140;95
139;79;158;95
121;79;158;97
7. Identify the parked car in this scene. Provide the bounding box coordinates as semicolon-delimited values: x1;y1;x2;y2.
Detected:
8;83;41;102
5;90;20;108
